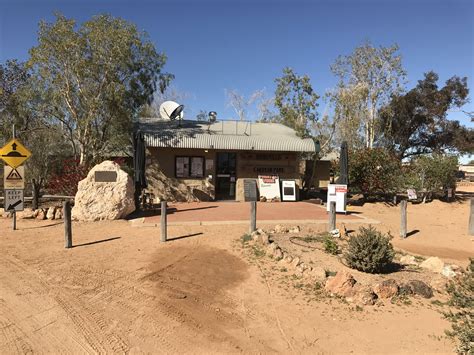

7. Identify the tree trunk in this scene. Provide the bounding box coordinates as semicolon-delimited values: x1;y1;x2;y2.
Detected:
32;179;41;210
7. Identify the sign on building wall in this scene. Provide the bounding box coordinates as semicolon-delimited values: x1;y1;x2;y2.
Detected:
258;175;281;200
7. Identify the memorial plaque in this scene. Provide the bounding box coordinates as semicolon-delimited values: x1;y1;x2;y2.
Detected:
244;179;258;202
94;171;117;182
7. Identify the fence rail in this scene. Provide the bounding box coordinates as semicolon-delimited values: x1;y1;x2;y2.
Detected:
0;195;74;202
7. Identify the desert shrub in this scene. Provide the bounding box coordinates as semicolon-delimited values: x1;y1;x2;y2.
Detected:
323;236;339;255
348;148;402;196
241;234;252;244
47;158;88;196
408;154;458;193
344;226;394;273
444;259;473;354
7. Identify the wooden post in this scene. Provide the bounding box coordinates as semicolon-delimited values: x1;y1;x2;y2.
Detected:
12;210;16;231
32;179;38;210
63;200;72;248
400;200;407;238
160;201;167;242
469;198;474;236
250;201;257;233
329;201;336;231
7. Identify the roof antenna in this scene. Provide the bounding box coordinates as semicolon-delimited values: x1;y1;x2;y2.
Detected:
159;101;184;127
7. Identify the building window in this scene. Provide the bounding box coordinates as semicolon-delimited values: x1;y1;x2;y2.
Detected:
175;156;205;178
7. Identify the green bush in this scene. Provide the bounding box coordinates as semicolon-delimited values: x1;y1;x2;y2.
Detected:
444;259;473;354
348;148;402;196
408;154;458;193
323;236;339;255
344;226;394;273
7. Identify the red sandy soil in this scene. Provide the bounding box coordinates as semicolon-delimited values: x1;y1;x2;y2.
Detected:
0;189;472;353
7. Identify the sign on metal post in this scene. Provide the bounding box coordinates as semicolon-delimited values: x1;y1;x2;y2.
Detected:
4;189;24;212
0;138;32;168
4;165;25;189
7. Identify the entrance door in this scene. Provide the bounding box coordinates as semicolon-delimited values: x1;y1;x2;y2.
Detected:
215;152;237;200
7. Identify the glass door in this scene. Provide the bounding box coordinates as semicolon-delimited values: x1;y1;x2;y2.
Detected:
215;152;237;200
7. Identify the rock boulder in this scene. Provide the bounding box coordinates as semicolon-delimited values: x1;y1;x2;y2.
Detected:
325;270;357;297
420;257;444;273
373;279;399;299
72;161;135;221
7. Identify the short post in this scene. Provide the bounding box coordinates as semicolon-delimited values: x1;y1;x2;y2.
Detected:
12;210;16;231
469;198;474;236
400;200;407;238
32;179;38;210
160;201;167;242
250;201;257;233
63;200;72;248
447;188;453;202
329;201;336;231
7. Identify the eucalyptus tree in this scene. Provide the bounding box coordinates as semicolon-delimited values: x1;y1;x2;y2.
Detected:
330;41;406;148
274;67;320;138
28;13;173;167
380;71;471;158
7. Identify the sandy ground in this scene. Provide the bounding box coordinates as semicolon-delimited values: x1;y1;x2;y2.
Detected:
1;191;473;353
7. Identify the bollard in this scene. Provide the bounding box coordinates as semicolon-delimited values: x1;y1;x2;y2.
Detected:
160;201;167;242
469;198;474;236
250;201;257;233
64;200;72;248
329;201;336;231
400;200;407;238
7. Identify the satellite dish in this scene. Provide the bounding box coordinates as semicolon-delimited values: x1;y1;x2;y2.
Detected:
209;111;217;123
159;101;184;120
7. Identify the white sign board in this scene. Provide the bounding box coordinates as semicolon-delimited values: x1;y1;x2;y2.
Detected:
258;175;281;200
327;184;347;213
281;180;296;201
4;165;25;189
4;189;24;211
407;189;417;200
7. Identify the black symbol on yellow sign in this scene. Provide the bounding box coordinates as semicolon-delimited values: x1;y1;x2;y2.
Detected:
0;138;31;168
2;142;27;158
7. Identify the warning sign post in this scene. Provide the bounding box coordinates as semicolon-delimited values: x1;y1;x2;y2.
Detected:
4;165;25;189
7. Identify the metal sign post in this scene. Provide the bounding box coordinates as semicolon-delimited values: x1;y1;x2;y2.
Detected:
1;125;32;231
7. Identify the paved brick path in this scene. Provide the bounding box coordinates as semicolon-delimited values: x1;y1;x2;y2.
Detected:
142;200;368;225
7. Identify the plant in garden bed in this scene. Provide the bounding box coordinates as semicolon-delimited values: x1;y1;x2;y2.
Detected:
323;235;339;255
344;226;394;273
444;259;473;354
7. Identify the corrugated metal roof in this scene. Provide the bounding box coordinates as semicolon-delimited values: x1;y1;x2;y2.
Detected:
138;119;318;153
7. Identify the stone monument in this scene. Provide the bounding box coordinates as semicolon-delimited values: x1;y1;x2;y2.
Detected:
72;160;135;221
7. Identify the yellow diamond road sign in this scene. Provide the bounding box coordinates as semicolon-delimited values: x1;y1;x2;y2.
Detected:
0;138;32;168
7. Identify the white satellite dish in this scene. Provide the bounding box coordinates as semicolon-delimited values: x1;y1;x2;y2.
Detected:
159;101;184;120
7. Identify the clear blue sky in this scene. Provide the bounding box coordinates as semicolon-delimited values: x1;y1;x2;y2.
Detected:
1;0;473;124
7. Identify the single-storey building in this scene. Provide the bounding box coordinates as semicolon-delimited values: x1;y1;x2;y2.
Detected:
138;118;319;201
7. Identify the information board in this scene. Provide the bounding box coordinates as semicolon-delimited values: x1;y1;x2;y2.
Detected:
244;179;258;202
258;175;281;200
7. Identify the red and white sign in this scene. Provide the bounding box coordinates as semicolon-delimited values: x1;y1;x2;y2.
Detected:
335;186;348;193
258;175;281;200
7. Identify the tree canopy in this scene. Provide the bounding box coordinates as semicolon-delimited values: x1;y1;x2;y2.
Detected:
330;41;406;149
380;71;472;158
274;67;319;137
28;13;173;166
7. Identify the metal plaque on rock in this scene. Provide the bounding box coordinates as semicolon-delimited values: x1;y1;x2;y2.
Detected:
94;171;117;183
